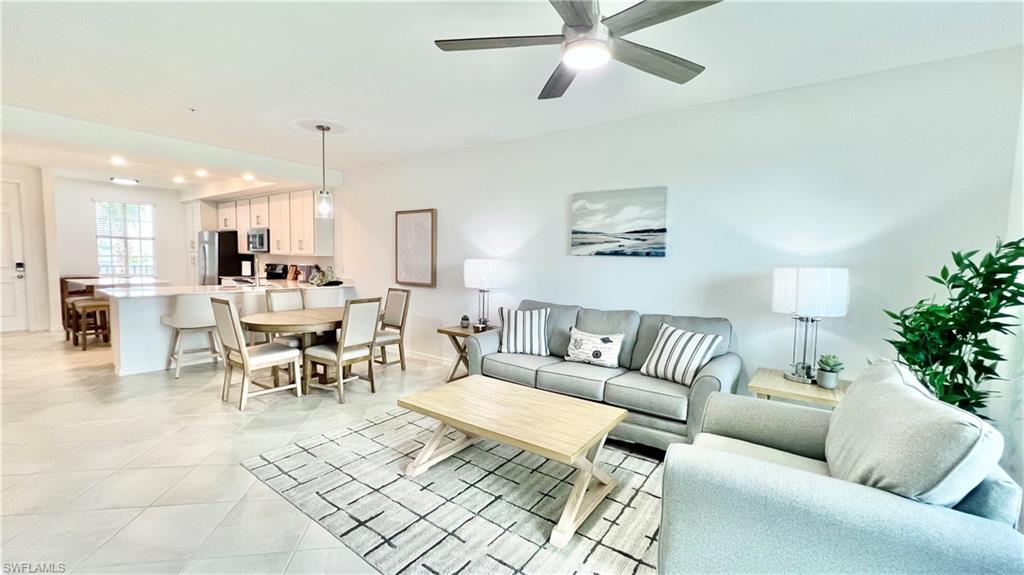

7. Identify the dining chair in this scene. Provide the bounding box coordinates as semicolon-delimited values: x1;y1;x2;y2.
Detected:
375;288;411;370
162;294;222;377
265;288;303;348
211;298;301;410
302;297;381;403
302;287;343;309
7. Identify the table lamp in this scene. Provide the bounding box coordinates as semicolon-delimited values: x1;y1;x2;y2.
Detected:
772;267;849;383
464;259;504;327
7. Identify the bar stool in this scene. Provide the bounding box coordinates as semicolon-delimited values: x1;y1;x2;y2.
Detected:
72;297;110;351
162;294;223;378
60;276;97;344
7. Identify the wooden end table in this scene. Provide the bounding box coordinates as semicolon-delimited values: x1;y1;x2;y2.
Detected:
437;324;499;382
399;374;627;549
748;368;851;408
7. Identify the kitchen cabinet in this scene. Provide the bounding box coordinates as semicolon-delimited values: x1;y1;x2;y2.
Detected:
250;196;269;228
268;193;291;254
184;201;216;252
235;199;251;253
290;190;315;255
217;202;236;230
183;201;216;285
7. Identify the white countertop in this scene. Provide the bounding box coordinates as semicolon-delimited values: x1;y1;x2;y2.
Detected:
98;280;354;299
68;277;171;288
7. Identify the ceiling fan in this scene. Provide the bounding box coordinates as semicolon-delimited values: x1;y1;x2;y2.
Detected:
435;0;721;99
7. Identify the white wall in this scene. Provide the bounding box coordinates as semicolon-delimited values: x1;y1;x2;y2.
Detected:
338;47;1021;393
1;164;52;330
54;177;187;284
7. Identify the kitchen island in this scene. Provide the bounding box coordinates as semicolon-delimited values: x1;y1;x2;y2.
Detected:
98;282;355;376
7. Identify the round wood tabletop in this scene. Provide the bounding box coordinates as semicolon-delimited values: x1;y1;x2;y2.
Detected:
240;307;346;333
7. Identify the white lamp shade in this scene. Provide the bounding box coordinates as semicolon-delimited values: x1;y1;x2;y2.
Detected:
464;259;505;290
772;267;849;318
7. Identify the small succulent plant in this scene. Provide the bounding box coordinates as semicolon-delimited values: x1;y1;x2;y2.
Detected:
818;354;844;373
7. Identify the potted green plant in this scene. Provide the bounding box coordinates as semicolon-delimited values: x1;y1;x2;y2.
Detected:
885;237;1024;415
816;354;844;389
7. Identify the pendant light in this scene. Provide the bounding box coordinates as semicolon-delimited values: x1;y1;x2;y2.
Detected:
315;124;334;219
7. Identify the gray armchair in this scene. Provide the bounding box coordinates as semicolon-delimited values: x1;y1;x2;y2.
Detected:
660;393;1024;573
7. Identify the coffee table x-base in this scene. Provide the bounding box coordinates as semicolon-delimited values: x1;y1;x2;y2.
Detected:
398;375;627;549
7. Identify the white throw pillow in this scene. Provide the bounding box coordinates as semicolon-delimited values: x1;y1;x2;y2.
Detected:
565;327;624;368
499;307;550;356
640;323;722;385
826;359;1004;507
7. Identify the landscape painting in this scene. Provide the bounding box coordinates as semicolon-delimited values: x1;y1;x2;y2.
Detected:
570;187;667;257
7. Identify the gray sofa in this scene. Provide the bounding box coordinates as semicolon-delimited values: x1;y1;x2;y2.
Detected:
661;379;1024;572
465;299;742;449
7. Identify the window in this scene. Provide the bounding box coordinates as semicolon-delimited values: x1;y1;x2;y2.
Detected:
95;201;155;277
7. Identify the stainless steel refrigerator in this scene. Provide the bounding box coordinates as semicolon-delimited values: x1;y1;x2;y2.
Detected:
197;230;247;285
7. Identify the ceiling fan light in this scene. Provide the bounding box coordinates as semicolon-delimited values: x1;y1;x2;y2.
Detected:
562;40;611;70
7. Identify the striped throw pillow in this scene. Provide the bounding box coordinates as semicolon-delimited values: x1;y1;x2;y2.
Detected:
499;307;550;356
640;323;723;385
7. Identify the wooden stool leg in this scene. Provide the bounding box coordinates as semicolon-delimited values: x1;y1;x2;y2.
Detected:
173;329;185;378
80;311;88;351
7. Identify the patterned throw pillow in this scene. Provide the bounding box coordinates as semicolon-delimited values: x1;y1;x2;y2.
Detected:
499;307;550;356
641;323;723;385
565;327;624;368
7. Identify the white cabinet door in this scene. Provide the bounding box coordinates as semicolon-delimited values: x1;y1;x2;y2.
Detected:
268;193;291;254
218;202;236;230
250;196;269;228
236;199;251;253
184;202;201;252
289;190;315;255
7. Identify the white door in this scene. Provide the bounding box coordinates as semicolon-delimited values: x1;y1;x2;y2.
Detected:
1;182;28;332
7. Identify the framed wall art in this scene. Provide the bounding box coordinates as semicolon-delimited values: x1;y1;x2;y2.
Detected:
395;208;437;287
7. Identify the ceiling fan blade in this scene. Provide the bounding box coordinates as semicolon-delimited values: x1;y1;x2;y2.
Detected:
612;38;704;84
604;0;721;36
539;62;577;99
435;35;564;51
549;0;598;28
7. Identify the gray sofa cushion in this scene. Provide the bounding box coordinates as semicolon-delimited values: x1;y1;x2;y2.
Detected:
694;433;830;477
536;362;627;401
631;315;732;370
826;360;1004;507
518;300;581;358
953;467;1023;528
576;308;640;368
605;371;690;421
482;353;563;387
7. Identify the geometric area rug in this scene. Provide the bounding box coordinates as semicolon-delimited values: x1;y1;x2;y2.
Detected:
242;408;663;575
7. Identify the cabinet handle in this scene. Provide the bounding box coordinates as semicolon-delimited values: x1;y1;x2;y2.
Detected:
223;218;228;227
256;215;261;225
298;239;303;250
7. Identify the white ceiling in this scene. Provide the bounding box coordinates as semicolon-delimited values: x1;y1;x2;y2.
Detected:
3;1;1021;171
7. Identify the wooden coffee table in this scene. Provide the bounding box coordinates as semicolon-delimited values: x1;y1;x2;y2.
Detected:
398;374;627;549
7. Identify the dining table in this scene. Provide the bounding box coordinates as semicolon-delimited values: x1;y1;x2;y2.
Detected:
241;307;346;390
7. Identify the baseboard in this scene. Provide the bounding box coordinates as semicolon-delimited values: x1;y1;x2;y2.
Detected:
407;350;447;364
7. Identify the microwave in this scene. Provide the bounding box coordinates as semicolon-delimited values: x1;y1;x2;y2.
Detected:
247;228;270;252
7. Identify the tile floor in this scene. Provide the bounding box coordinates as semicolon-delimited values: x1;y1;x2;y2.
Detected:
1;330;449;574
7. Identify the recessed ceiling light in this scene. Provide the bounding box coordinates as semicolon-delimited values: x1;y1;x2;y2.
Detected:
242;173;255;182
110;155;127;165
172;175;185;184
194;168;208;177
110;177;139;186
